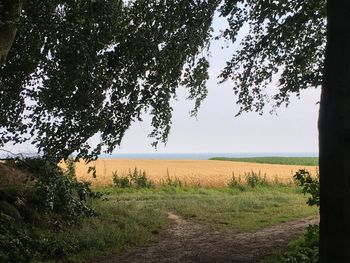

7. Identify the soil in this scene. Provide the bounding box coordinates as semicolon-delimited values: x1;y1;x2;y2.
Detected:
89;213;319;263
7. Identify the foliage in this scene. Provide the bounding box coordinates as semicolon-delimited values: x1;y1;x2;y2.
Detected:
7;158;99;217
0;213;38;262
65;157;76;180
228;171;288;190
227;170;293;190
245;171;269;188
0;0;219;161
112;172;131;188
129;168;153;188
219;1;325;114
0;210;80;262
210;157;319;166
0;158;104;262
294;169;319;207
265;170;320;262
0;1;327;162
281;169;320;261
265;225;319;263
113;168;154;189
227;173;245;191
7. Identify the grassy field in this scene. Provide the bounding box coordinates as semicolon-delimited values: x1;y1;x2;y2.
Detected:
209;157;319;166
48;185;318;261
52;159;320;261
71;159;318;187
2;159;318;262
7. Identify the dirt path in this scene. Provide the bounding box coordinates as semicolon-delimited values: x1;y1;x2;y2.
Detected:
90;213;319;263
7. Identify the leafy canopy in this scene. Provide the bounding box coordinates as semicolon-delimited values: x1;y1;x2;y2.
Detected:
0;0;325;161
219;0;325;114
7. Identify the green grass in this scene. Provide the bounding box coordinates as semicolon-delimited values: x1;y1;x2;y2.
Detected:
63;185;318;261
210;157;319;166
59;198;168;261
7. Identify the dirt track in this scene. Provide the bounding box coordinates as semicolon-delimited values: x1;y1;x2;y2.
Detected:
90;213;319;263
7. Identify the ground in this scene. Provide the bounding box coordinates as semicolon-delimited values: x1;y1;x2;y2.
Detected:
90;213;318;263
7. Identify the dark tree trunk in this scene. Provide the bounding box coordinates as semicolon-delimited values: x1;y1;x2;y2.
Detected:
0;0;23;64
319;1;350;262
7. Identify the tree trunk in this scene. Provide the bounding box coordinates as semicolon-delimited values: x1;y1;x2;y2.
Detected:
319;1;350;262
0;0;23;64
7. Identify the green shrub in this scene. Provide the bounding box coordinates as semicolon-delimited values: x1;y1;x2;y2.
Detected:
294;169;319;207
7;158;99;218
112;171;131;188
0;213;39;262
284;225;319;263
265;169;320;263
0;158;103;262
112;168;153;189
227;173;245;191
245;171;269;188
265;225;319;263
65;158;76;180
130;168;153;188
0;211;82;262
228;171;269;189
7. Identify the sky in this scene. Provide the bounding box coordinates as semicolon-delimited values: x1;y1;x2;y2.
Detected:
117;81;320;154
3;13;321;156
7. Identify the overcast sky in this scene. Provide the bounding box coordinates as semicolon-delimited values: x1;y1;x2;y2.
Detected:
117;82;320;154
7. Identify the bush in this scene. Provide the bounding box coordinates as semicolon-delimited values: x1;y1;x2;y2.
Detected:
266;225;319;263
294;169;319;207
130;168;153;188
0;213;39;262
0;211;81;262
227;173;245;191
265;169;320;263
0;158;104;262
245;171;269;188
0;157;106;262
7;158;100;218
112;172;131;188
284;225;319;263
112;168;153;189
228;171;270;190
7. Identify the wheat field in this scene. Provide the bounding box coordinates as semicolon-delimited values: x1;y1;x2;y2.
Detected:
72;159;318;188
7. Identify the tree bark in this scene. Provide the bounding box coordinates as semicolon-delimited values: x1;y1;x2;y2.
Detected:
0;0;23;64
319;1;350;262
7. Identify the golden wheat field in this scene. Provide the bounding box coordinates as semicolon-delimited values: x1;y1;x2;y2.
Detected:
72;159;318;188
